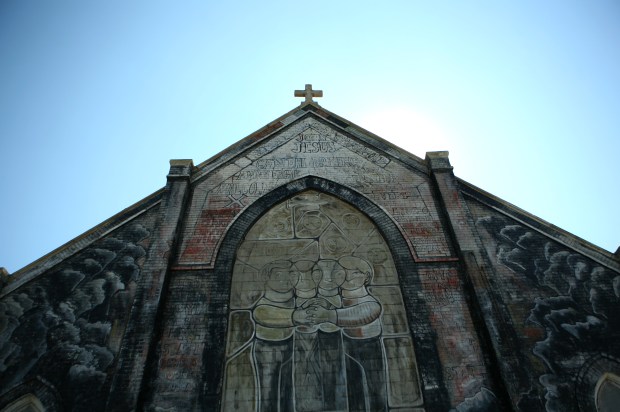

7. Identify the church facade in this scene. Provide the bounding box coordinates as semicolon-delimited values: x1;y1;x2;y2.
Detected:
1;87;619;411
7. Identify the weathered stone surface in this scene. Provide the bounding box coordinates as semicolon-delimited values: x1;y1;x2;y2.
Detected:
467;198;620;411
0;209;158;411
1;102;617;412
178;116;452;269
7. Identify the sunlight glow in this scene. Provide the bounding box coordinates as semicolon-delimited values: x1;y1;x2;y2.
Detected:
355;106;454;158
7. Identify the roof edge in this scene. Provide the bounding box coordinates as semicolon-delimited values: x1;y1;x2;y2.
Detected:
305;104;428;170
193;103;312;172
1;187;165;297
191;102;430;183
459;177;620;272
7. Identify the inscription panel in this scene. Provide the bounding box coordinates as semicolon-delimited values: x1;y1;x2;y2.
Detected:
179;117;452;266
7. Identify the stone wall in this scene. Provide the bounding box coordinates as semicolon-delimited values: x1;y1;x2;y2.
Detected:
141;108;502;411
0;207;159;411
1;104;617;411
466;196;620;411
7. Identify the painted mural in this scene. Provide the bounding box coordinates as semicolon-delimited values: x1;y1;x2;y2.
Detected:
0;216;155;411
222;190;422;411
476;213;620;411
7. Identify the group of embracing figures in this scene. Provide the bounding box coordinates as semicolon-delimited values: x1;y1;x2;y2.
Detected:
252;256;387;411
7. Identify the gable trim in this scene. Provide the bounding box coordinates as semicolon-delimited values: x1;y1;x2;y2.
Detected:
459;179;620;273
190;106;430;187
1;189;164;298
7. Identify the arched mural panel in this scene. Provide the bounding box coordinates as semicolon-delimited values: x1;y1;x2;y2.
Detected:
222;189;423;412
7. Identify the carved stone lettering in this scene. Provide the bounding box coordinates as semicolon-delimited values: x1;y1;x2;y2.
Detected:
179;117;452;266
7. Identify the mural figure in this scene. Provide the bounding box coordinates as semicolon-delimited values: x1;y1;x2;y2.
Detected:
223;190;422;411
252;260;299;411
338;256;385;410
301;256;385;410
293;259;347;411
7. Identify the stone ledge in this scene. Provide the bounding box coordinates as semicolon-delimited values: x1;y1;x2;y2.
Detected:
167;159;194;178
425;151;453;171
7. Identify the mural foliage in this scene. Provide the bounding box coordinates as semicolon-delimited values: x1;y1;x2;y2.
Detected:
477;215;620;411
0;222;152;411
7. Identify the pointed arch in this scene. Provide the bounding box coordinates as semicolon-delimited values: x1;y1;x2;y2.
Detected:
576;354;620;411
1;394;45;412
203;176;449;411
595;372;620;412
0;378;61;412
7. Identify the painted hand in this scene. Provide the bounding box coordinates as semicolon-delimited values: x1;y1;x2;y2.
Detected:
306;305;337;324
292;308;315;325
301;297;331;309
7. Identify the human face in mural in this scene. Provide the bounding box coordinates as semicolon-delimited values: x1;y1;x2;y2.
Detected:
315;259;346;290
265;261;298;293
293;261;320;298
339;256;372;291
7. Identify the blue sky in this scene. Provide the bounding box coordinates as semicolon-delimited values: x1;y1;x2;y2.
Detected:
1;1;619;273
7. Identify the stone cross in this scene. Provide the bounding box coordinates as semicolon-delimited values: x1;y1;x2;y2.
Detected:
294;84;323;103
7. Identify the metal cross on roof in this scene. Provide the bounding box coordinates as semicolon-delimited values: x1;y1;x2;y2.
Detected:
294;84;323;103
